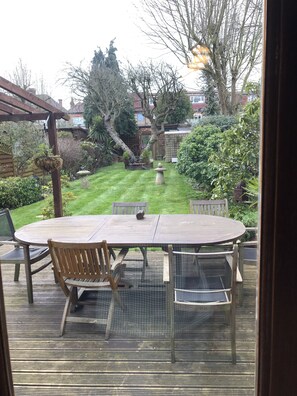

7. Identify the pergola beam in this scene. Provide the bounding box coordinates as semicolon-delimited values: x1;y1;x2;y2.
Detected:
0;112;65;122
0;76;68;116
0;92;41;113
0;103;25;115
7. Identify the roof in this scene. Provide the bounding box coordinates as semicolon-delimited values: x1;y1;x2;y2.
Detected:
38;94;68;113
68;101;84;114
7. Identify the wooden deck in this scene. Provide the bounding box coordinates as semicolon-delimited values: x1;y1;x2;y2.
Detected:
1;250;257;395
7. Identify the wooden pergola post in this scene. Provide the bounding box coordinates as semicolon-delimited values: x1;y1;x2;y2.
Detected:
47;114;63;217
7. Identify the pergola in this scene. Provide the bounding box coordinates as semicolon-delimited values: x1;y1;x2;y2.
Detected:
0;76;69;217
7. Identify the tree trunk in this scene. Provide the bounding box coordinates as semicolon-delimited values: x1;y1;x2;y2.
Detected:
105;118;135;160
143;122;160;155
231;75;237;113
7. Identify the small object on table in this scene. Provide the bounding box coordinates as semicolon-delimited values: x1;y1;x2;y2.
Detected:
136;210;145;220
155;162;166;185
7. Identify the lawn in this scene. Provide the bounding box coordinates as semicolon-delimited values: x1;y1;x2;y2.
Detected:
11;162;199;229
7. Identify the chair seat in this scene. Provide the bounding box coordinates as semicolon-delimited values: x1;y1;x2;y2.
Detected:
0;246;49;263
243;246;257;261
175;276;229;304
65;278;111;289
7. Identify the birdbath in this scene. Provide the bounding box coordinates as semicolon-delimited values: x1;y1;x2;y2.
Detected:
155;162;166;185
76;170;91;188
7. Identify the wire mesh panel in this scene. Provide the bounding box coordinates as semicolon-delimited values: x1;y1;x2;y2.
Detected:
0;209;15;241
72;249;230;339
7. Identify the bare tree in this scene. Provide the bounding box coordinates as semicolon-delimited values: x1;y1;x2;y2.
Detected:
65;63;135;158
139;0;262;114
9;58;33;90
127;61;185;152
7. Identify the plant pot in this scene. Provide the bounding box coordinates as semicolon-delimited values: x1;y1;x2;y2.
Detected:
34;155;63;173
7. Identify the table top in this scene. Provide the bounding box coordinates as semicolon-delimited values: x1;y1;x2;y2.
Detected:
15;214;246;248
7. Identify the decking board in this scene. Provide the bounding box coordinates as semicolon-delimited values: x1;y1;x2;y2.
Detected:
1;250;257;395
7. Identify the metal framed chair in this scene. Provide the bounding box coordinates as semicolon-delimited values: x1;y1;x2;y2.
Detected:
238;227;258;305
48;239;128;339
112;202;148;281
0;208;51;303
163;244;240;363
190;199;229;217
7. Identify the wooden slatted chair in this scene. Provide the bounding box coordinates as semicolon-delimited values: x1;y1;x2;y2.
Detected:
238;227;258;305
48;239;128;339
190;199;229;217
163;244;240;363
0;208;52;303
112;202;148;281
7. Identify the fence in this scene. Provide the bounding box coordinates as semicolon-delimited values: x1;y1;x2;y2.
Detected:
0;146;43;178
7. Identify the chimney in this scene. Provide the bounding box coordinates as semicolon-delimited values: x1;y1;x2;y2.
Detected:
58;99;63;108
27;88;36;95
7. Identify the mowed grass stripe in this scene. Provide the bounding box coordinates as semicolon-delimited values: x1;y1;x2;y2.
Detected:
12;163;198;228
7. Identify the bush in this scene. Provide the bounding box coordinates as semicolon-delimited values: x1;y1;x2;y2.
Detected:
177;124;223;191
59;138;113;178
80;141;113;172
0;176;42;209
58;138;84;178
210;99;260;199
41;191;76;219
194;115;237;131
229;203;258;227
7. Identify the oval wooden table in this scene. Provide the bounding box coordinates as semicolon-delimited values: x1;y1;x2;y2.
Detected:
15;214;245;303
15;214;245;248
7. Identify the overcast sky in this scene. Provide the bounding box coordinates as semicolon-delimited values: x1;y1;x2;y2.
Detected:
1;0;199;108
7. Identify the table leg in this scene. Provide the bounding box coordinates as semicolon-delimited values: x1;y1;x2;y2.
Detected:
23;245;33;304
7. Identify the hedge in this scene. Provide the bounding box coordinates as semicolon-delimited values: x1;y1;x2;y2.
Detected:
0;176;43;209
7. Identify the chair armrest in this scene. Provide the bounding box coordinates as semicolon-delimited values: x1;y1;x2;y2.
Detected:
246;227;258;232
111;248;129;271
240;240;257;247
236;268;243;283
226;256;243;283
163;253;170;283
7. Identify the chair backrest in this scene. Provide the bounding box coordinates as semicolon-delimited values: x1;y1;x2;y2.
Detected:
112;202;148;215
190;199;228;217
167;244;238;307
48;239;112;281
0;208;16;242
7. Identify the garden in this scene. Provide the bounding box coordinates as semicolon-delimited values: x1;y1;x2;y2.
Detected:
0;97;259;230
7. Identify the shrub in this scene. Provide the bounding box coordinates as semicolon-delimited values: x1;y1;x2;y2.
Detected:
210;99;260;198
41;192;76;219
140;149;151;164
80;141;113;172
58;138;84;178
177;124;223;191
229;203;258;227
194;115;237;131
0;176;42;209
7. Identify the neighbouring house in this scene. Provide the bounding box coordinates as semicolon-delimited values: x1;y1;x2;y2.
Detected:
27;89;69;130
68;98;85;128
186;91;206;119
